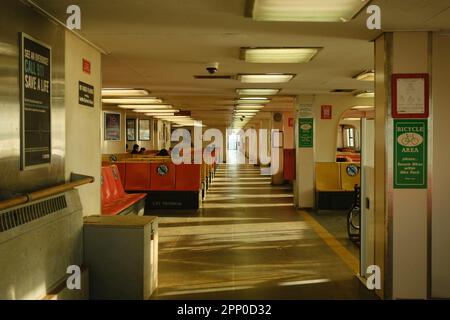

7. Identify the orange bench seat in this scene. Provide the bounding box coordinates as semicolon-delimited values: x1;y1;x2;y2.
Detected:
101;165;146;216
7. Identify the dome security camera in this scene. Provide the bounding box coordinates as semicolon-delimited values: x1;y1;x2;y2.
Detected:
206;62;219;74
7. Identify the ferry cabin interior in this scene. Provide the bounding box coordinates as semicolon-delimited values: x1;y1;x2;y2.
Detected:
1;0;450;300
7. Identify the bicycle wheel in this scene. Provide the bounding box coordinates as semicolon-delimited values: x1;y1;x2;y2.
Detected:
347;205;360;242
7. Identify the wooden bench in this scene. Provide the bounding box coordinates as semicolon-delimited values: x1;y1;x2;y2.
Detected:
315;162;360;210
101;165;146;216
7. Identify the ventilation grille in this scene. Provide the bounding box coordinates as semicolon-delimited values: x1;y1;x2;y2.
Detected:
0;195;67;233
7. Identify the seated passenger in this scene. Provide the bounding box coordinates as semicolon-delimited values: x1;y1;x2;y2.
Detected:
157;148;169;156
139;147;146;155
131;144;140;154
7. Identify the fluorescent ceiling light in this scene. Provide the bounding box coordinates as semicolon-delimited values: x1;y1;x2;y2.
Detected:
249;0;371;22
237;88;280;96
236;105;265;109
354;70;375;81
145;113;175;116
102;98;162;104
235;113;257;116
118;104;173;109
241;47;321;63
235;109;260;113
240;97;270;101
355;91;374;98
237;99;270;105
101;88;149;96
343;118;361;121
238;73;295;83
351;106;374;110
133;109;179;113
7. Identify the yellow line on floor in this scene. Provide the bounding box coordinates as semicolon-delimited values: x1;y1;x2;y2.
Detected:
301;211;360;275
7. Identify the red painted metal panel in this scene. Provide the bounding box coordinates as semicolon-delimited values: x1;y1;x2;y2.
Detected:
125;162;151;190
175;164;201;191
283;149;296;181
150;162;176;190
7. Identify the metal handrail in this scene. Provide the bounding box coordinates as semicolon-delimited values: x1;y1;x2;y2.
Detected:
0;173;94;211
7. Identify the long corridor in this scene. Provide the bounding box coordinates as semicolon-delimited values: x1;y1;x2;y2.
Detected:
154;165;376;299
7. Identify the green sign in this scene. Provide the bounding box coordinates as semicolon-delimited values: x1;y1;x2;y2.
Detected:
394;119;427;189
299;118;314;148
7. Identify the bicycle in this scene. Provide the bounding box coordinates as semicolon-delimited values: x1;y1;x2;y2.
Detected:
347;185;361;244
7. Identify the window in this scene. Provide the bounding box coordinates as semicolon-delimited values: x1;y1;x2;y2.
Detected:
343;126;356;148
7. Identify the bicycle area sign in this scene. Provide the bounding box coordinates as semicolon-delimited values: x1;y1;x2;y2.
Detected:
393;119;427;189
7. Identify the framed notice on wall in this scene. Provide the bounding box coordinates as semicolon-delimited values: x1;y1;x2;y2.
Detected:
20;33;52;169
139;119;151;141
321;105;332;119
104;112;121;141
392;73;429;118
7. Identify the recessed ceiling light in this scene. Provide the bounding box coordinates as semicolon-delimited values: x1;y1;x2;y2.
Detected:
237;99;270;105
351;105;374;110
240;97;270;101
118;105;173;109
247;0;371;22
102;98;162;104
235;109;261;113
241;47;321;63
355;91;375;98
236;88;280;95
101;88;149;96
354;70;375;81
235;112;258;115
134;109;179;113
145;113;175;116
238;73;295;83
236;105;265;109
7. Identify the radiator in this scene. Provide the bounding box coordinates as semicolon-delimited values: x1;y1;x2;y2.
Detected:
0;189;85;300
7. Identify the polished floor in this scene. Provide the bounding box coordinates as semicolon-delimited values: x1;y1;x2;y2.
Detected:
153;164;377;299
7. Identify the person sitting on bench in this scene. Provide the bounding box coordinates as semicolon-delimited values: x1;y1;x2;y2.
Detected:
131;144;140;154
156;148;169;156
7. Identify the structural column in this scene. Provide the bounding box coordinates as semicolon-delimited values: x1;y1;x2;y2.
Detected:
374;31;437;299
294;95;315;208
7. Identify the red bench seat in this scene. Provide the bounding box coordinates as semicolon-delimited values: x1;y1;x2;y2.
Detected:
101;165;146;216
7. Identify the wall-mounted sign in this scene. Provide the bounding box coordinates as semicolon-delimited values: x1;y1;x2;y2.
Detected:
298;118;314;148
298;104;313;118
20;33;52;169
104;112;121;141
157;164;169;176
78;81;94;107
346;164;359;177
82;58;91;74
392;73;429;118
394;119;428;189
321;105;332;119
288;118;294;127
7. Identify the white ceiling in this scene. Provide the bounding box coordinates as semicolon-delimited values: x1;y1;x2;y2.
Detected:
32;0;450;126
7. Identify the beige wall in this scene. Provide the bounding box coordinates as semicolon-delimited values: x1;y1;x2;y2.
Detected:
432;32;450;298
65;31;102;216
313;95;373;162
